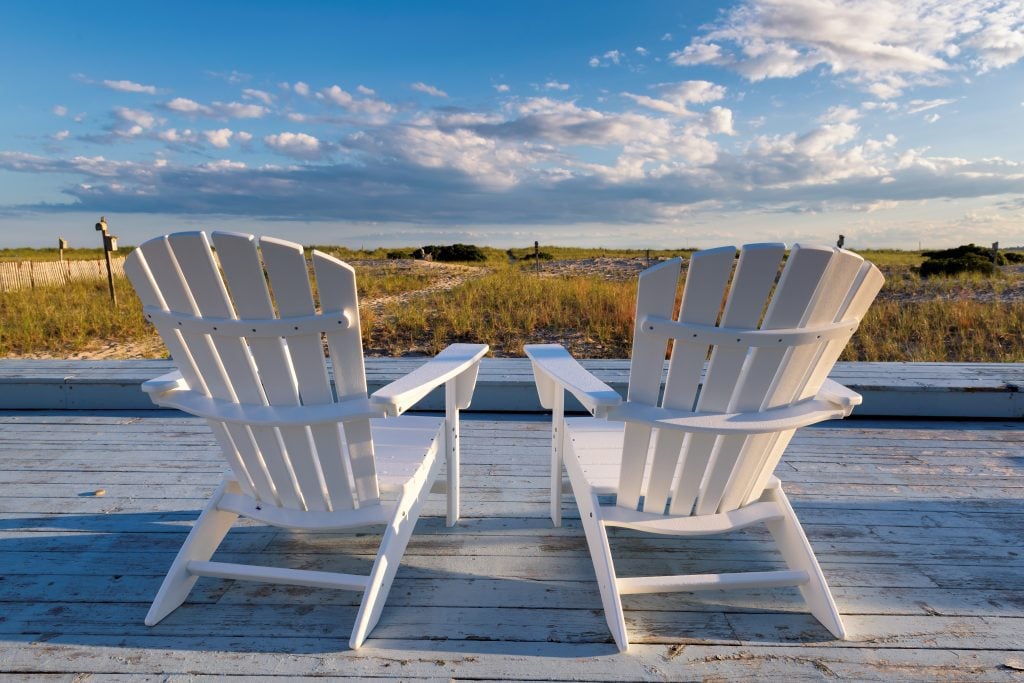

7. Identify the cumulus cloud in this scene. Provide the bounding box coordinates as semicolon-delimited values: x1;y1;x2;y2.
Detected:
411;82;448;98
318;84;394;119
671;0;1024;98
623;80;727;117
53;130;70;141
112;107;160;137
264;132;322;158
293;82;310;96
588;56;601;67
158;128;198;144
636;46;649;56
203;128;234;148
494;83;510;93
236;131;253;144
242;88;274;105
356;85;375;95
102;79;157;94
604;50;623;64
543;80;570;91
164;98;267;119
53;105;68;117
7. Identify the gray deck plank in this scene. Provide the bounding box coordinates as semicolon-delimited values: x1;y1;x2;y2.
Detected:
0;412;1022;679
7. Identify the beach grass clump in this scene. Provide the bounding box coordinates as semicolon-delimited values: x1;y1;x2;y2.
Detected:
0;276;152;356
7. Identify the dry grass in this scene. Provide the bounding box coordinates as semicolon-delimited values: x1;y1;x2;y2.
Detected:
2;250;1023;362
0;276;150;356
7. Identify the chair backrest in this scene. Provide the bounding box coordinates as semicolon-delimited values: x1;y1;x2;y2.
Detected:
125;231;380;513
619;243;884;517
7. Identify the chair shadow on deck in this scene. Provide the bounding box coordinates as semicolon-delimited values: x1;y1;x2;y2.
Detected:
2;490;1021;657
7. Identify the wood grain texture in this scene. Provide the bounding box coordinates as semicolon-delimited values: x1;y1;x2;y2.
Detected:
0;410;1021;678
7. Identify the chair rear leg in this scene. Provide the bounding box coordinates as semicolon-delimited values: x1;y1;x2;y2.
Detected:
349;450;443;649
763;484;847;639
146;482;238;626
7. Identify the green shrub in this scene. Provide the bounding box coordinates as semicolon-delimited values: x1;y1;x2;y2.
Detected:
918;243;1007;277
412;244;486;262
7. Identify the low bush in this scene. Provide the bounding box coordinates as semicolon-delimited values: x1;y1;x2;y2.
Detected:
413;244;487;262
919;244;999;277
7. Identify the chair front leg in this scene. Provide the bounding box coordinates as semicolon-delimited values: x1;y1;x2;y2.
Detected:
444;377;460;526
550;388;565;527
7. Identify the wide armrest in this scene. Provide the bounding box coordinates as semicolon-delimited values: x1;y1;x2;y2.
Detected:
524;344;622;416
371;343;488;416
818;378;862;414
142;370;186;395
608;397;846;435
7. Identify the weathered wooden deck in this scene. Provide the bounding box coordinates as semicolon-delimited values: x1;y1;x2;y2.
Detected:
2;409;1022;680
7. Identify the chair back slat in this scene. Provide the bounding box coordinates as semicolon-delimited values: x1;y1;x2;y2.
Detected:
738;258;884;507
211;232;355;512
694;245;835;515
125;247;270;501
614;244;882;519
126;230;381;513
314;251;380;505
132;236;287;506
617;258;681;510
714;248;865;514
159;233;307;507
669;243;786;515
642;247;734;514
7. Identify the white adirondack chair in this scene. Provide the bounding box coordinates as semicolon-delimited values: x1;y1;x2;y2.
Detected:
124;231;487;649
525;243;883;651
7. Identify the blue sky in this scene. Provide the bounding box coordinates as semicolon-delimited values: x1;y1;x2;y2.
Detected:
1;0;1023;249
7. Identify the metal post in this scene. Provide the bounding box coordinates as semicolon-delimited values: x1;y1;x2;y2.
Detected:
534;240;540;275
95;216;117;306
992;242;1000;267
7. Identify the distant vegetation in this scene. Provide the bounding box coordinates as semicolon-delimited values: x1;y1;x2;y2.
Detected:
919;243;1024;278
3;244;1023;362
412;244;487;262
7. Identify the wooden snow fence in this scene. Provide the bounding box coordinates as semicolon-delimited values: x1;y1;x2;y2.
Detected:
0;257;126;292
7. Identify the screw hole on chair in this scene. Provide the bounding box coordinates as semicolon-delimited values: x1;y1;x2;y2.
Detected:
294;326;299;330
252;328;257;333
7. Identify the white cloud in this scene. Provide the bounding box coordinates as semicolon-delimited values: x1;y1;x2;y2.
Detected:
214;101;267;118
158;128;197;144
203;128;234;148
102;79;157;94
53;130;70;141
543;80;570;91
164;98;266;119
356;85;376;95
411;82;448;98
286;112;308;122
494;83;510;93
905;98;957;114
604;50;622;64
636;46;649;56
924;113;941;123
622;80;727;117
672;0;1024;98
294;81;310;96
242;88;275;105
661;33;673;41
166;97;212;115
703;106;736;135
588;56;600;67
264;131;322;157
320;85;394;118
236;131;253;143
53;105;68;117
114;107;159;136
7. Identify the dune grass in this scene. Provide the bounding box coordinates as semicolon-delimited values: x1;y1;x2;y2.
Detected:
3;250;1022;362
